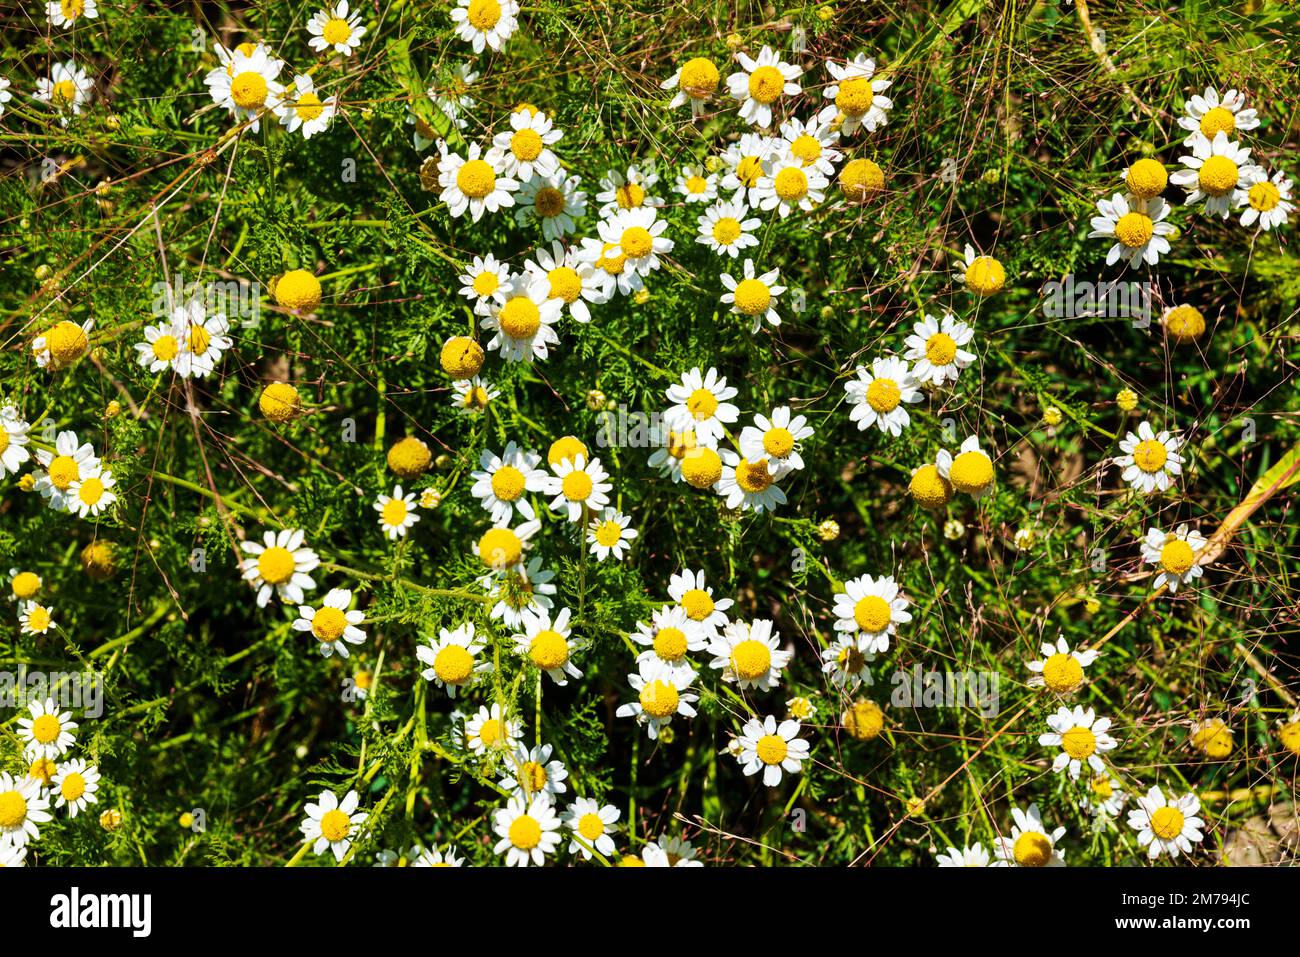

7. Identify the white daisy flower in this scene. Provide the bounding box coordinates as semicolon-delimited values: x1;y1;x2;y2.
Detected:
432;63;478;130
307;1;367;56
515;169;587;240
273;73;338;139
736;715;810;787
615;657;699;740
471;442;548;524
953;243;1006;295
753;150;828;217
412;846;465;867
1140;524;1208;594
451;0;520;54
457;254;511;316
301;789;367;863
0;844;26;867
832;573;912;654
31;318;94;370
903;313;976;386
439;143;518;222
9;568;42;603
18;601;55;636
0;77;11;118
481;556;555;628
595;165;663;217
523;240;601;323
36;59;94;124
1026;635;1100;693
717;448;788;513
492;794;561;867
726;45;802;129
647;425;717;484
204;45;283;130
1084;773;1127;819
844;357;922;436
1235;164;1294;231
675;165;718;203
587;508;637;561
0;407;32;477
374;485;420;539
937;435;996;499
598;206;675;278
737;406;813;477
451;376;500;414
418;622;491;698
575;236;644;301
820;635;876;691
649;834;705;867
463;703;522;756
1127;786;1204;860
51;758;99;818
564;798;620;860
171;299;234;379
778;114;841;177
668;568;734;637
1038;705;1119;780
238;528;320;607
133;319;185;373
1088;193;1175;267
707;618;792;691
481;276;562;363
34;430;100;511
294;587;366;659
822;53;892;134
17;697;77;760
499;743;568;801
514;606;582;686
0;773;51;848
991;803;1066;867
67;465;116;518
661;56;721;117
47;0;98;29
488;107;562;181
1169;131;1253;218
1176;86;1259;145
720;133;776;205
631;605;708;680
545;454;612;522
719;258;785;332
1114;420;1183;494
696;199;761;257
935;844;991;867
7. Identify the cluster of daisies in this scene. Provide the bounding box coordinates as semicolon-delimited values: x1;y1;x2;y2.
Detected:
0;696;104;867
1091;85;1293;270
0;416;117;536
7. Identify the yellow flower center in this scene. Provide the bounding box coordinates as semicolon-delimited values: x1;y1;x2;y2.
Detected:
533;186;566;217
639;679;680;718
152;334;179;361
319;808;351;842
712;217;742;244
615;182;645;209
843;700;884;740
274;270;322;312
1041;653;1083;693
497;297;542;338
547;266;582;303
681;447;722;488
594;520;623;547
1126;158;1167;199
1150;806;1185;841
1132;438;1167;473
46;321;89;365
61;0;85;17
11;572;40;600
653;627;688;661
491;465;526;502
730;639;771;680
678;57;719;97
925;332;957;365
561;470;593;501
835;76;874;115
231;71;269;109
27;607;51;631
1090;776;1113;799
260;383;301;422
1160;539;1195;575
735;458;773;493
472;271;499;298
1114;211;1154;248
1198;106;1235;138
1012;832;1052;867
478;527;522;567
866;378;901;413
1248;180;1280;212
1164;305;1205;342
686;387;719;420
548;436;587;467
619;226;653;259
964;256;1005;295
755;734;788;765
478;718;501;746
511;128;543;162
577;813;606;841
434;645;474;684
774;167;809;201
77;477;105;505
1192;722;1233;758
732;278;771;316
0;791;27;829
312;606;348;642
1198;155;1239;196
685;175;708;194
681;589;714;621
837;644;866;673
257;546;296;585
528;629;569;670
1278;720;1300;756
747;65;785;104
188;324;211;355
387;436;431;477
456;158;497;199
735;155;764;188
596;242;627;275
763;427;794;458
52;79;77;104
789;134;821;166
61;772;86;802
32;713;61;744
853;595;891;633
839;158;884;202
518;761;548;794
949;450;994;493
508;814;542;850
467;0;502;30
294;92;325;122
29;758;55;785
322;17;352;44
909;464;953;509
48;455;80;490
1061;725;1097;759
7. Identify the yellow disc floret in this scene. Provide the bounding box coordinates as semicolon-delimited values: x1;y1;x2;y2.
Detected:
387;437;432;478
259;382;301;423
440;336;485;379
273;269;322;312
